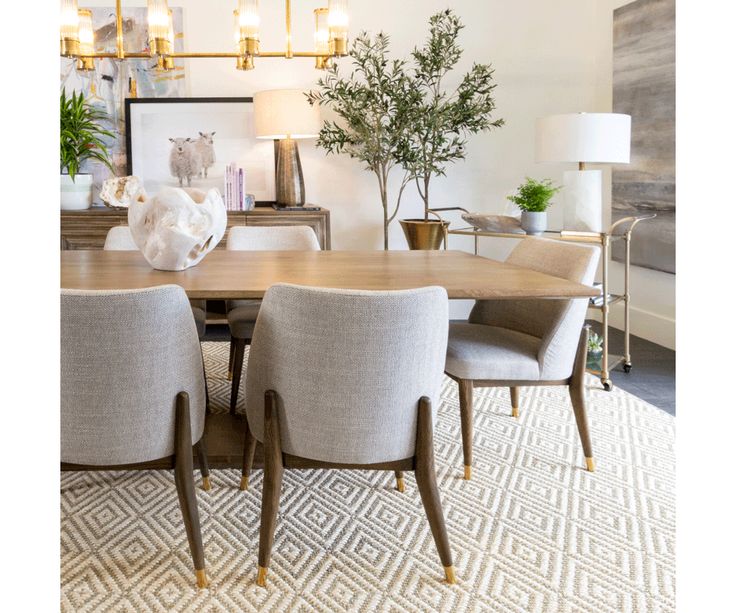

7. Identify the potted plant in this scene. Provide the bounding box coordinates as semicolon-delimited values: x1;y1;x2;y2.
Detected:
507;177;561;235
60;89;114;210
585;326;604;372
398;10;504;250
307;32;415;250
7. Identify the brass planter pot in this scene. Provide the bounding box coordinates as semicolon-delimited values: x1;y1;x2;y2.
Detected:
400;219;450;250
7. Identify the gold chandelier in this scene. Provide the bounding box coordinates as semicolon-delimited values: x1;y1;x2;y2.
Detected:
59;0;349;72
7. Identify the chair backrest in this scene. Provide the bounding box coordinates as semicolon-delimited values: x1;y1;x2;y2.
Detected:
61;285;206;466
469;237;599;380
103;225;138;250
245;284;448;464
226;225;321;251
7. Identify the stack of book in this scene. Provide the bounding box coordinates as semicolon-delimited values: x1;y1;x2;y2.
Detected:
223;162;255;211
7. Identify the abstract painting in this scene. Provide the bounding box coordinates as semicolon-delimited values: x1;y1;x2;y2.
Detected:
60;7;187;194
612;0;675;274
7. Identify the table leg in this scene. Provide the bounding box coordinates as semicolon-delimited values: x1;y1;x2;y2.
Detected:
601;235;612;391
623;232;632;373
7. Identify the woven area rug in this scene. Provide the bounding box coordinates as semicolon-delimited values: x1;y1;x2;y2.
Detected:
61;342;675;612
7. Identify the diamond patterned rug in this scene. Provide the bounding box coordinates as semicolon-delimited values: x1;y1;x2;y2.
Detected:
61;342;675;612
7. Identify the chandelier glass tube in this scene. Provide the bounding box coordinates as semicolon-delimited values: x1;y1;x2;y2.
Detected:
60;0;80;57
76;9;95;71
327;0;348;56
147;0;172;55
238;0;260;56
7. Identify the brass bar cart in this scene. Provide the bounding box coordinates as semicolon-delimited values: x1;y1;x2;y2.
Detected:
428;208;655;391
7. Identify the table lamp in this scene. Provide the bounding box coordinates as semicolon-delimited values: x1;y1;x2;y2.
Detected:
254;89;322;208
535;112;631;232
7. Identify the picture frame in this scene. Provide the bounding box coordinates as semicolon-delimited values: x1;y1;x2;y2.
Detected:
125;97;276;203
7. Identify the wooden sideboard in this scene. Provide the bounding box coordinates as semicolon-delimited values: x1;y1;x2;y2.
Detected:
60;206;332;251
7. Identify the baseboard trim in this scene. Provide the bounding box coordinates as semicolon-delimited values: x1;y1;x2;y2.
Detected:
589;304;675;350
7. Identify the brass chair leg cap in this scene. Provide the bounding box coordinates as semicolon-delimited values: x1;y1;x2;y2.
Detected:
511;406;519;418
227;370;233;381
195;569;209;589
202;476;212;491
240;475;249;491
463;465;472;480
396;477;406;493
256;566;268;587
585;457;596;472
444;565;457;584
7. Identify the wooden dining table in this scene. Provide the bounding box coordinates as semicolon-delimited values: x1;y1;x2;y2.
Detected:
61;249;599;468
61;249;598;300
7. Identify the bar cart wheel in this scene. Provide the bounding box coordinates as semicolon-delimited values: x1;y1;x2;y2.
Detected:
602;379;613;392
623;363;632;373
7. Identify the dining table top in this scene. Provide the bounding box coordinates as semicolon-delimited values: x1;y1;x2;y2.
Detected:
60;249;600;300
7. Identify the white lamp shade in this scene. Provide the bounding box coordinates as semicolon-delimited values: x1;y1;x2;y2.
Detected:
535;113;631;164
254;89;322;140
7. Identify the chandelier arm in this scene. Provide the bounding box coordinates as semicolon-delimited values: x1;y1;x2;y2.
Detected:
116;0;124;58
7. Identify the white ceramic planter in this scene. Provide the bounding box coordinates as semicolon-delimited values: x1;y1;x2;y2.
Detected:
521;211;547;236
60;174;93;210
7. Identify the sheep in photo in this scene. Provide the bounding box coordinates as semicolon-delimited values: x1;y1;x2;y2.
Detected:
168;137;202;187
195;131;216;178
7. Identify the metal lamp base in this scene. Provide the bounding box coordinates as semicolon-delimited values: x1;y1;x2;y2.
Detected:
275;138;306;207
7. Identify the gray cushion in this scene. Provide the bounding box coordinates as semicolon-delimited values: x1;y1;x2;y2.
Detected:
245;284;449;464
61;285;206;466
461;237;600;381
445;323;541;381
227;300;261;339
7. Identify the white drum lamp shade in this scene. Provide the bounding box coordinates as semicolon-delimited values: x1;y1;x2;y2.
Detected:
253;89;322;207
535;113;631;164
535;112;631;232
254;89;321;140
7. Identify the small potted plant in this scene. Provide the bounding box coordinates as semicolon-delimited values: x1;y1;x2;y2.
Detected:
60;89;114;210
507;177;561;235
586;327;604;372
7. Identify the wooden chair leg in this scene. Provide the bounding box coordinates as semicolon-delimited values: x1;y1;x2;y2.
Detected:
414;397;456;584
199;344;212;415
229;338;246;415
174;392;209;589
570;328;595;472
241;419;257;491
457;379;473;480
394;470;405;493
195;435;211;491
510;386;520;418
257;390;284;587
227;336;236;381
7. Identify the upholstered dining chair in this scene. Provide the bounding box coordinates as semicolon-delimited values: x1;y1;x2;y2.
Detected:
61;285;211;588
445;237;600;480
239;283;455;587
226;226;321;414
103;226;207;339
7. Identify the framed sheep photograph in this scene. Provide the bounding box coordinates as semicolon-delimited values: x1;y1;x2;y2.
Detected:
125;97;276;202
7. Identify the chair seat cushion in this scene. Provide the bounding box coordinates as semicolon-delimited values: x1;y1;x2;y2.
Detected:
227;300;261;339
445;323;541;381
191;306;206;340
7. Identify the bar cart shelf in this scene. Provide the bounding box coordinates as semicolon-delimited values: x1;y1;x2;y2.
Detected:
430;208;655;391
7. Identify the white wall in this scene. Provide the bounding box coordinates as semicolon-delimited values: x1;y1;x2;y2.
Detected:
82;0;675;348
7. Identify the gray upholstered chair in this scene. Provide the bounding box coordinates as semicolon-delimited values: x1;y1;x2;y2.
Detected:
103;226;207;339
226;226;321;414
445;237;600;479
61;285;211;588
240;284;455;587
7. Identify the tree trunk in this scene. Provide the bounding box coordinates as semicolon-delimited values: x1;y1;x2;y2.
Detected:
423;175;431;222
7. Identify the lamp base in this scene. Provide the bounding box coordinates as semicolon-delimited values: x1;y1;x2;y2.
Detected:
562;170;603;233
275;138;306;207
